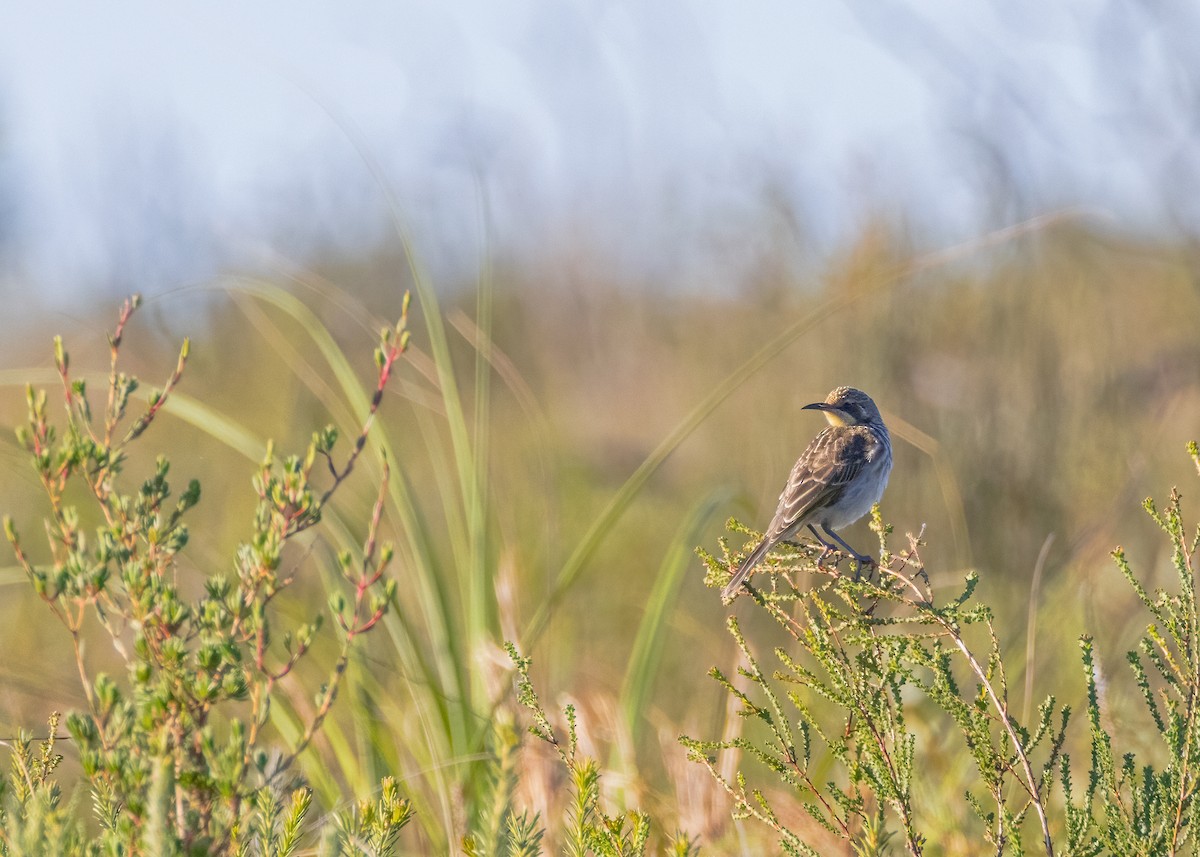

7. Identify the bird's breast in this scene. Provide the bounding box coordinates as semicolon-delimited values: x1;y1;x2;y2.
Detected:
818;447;891;531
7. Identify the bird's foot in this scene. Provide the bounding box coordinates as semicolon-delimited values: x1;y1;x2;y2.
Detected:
851;554;877;582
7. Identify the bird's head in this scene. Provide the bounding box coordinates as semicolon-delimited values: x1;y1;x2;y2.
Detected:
803;386;882;427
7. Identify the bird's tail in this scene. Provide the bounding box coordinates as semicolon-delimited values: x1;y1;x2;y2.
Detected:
720;538;772;603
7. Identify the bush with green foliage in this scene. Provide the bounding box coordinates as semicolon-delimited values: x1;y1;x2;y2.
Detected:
1;295;412;855
685;444;1200;855
467;643;699;857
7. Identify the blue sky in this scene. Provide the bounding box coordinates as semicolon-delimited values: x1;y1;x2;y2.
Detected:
0;1;1195;300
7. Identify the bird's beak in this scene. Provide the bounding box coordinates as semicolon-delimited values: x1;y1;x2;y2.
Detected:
803;402;848;427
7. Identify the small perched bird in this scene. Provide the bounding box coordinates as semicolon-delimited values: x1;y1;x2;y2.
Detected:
721;386;892;603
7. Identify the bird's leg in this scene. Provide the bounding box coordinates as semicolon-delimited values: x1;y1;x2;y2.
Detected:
806;525;836;568
820;526;875;580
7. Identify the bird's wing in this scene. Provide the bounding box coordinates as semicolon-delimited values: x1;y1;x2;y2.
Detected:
763;428;869;543
721;427;872;603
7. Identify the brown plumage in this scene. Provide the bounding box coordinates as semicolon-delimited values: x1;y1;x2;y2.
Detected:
721;386;892;603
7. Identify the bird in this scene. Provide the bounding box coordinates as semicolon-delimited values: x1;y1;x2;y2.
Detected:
721;386;892;603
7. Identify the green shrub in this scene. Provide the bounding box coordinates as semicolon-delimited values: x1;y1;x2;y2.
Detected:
1;295;411;855
475;643;698;857
688;444;1200;855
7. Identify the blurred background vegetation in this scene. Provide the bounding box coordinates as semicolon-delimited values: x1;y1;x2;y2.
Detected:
1;220;1197;851
2;3;1200;853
